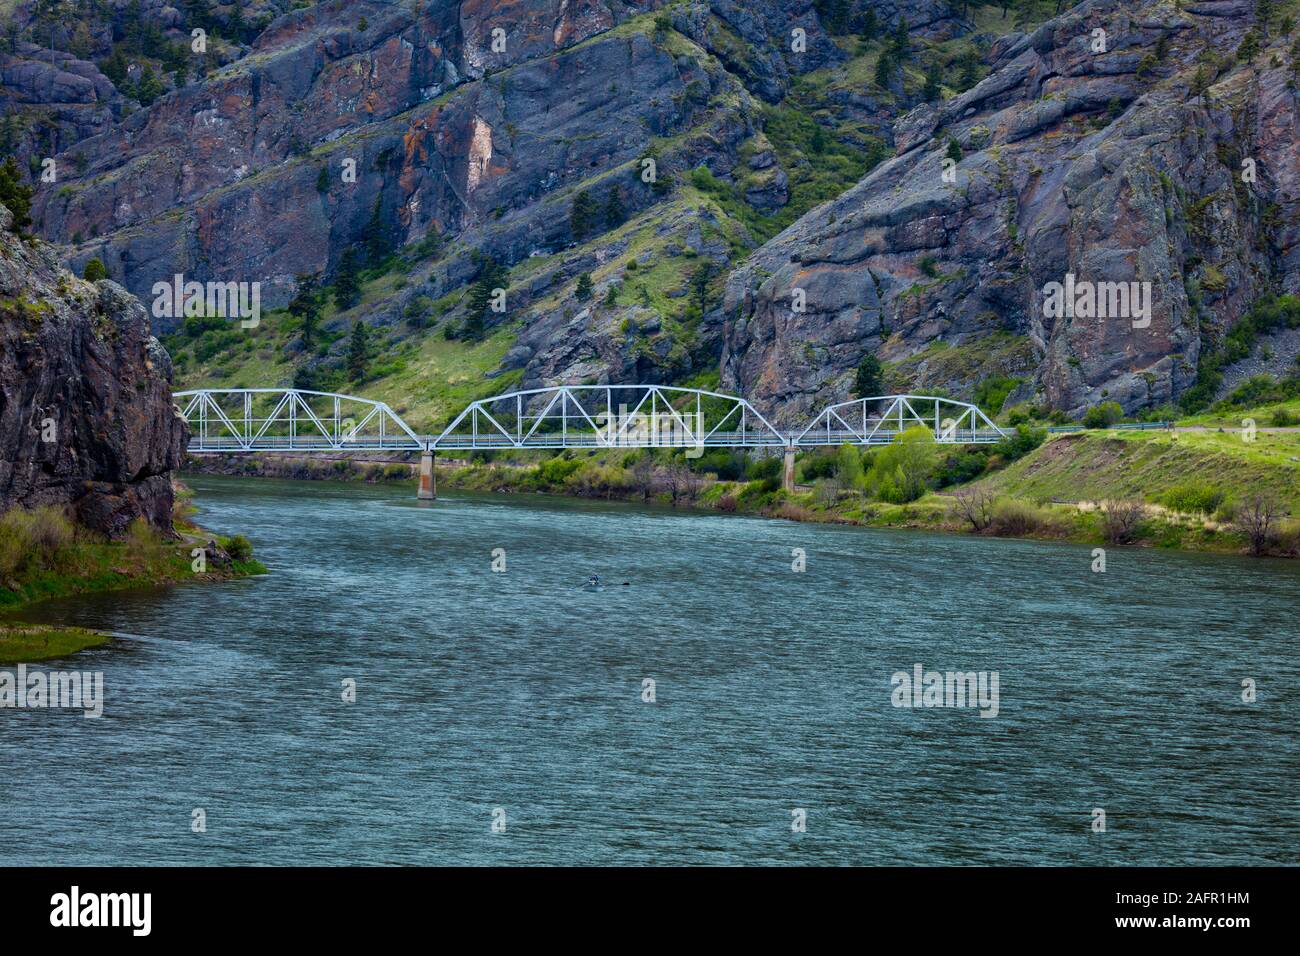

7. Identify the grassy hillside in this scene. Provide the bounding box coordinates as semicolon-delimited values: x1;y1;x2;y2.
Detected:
973;430;1300;512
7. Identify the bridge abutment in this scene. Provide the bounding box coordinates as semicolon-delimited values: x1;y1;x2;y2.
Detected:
417;450;436;500
782;446;796;494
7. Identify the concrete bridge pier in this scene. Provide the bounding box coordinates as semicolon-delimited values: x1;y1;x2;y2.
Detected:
418;449;436;500
782;446;796;494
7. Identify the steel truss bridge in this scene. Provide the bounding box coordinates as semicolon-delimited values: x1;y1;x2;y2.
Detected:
174;386;1006;454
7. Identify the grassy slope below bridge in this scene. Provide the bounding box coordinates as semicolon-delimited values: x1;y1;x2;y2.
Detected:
970;430;1300;513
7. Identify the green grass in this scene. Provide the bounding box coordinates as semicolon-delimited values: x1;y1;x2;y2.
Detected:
1;504;266;612
973;430;1300;512
356;328;521;431
886;333;1037;406
1176;395;1300;429
0;625;111;664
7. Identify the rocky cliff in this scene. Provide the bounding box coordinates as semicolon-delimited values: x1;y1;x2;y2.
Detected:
720;0;1300;420
19;0;836;314
2;0;1297;425
0;203;185;536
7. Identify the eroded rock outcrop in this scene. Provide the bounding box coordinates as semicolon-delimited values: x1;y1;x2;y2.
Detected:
721;0;1299;419
0;204;185;536
24;0;833;327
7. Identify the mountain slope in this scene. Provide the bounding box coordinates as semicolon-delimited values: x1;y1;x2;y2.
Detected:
3;1;1297;430
720;0;1300;421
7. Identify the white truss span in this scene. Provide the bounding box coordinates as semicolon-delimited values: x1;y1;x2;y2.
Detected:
174;389;424;452
792;394;1005;447
176;387;1006;453
431;385;787;450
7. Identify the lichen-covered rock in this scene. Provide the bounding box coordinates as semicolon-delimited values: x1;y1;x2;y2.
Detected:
0;203;186;537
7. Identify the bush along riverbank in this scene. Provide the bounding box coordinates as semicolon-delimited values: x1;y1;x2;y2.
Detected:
187;426;1300;560
0;482;267;663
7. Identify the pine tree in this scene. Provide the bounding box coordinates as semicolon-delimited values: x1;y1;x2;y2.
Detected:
854;355;883;398
570;189;600;240
874;52;893;88
333;248;362;309
135;68;165;105
946;137;963;164
604;187;626;229
810;123;827;154
860;9;878;42
464;257;508;341
287;273;324;346
346;320;371;381
1190;65;1210;99
892;18;910;60
362;196;391;264
575;273;593;300
82;258;109;281
1237;30;1262;61
923;63;941;101
0;156;33;233
689;262;713;312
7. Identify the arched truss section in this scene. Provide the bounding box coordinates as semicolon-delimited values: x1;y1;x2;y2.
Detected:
174;389;424;452
794;394;1007;447
431;385;787;451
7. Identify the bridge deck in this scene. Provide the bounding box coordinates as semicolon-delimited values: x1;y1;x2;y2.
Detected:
185;428;1006;453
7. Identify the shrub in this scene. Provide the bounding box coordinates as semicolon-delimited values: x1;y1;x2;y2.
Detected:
989;498;1046;536
1269;405;1300;427
123;518;163;569
836;443;865;489
934;450;989;488
534;456;584;487
974;376;1021;416
691;449;748;481
1082;401;1124;429
1160;481;1225;515
716;494;737;513
82;258;109;281
952;486;996;532
1275;518;1300;555
990;424;1046;462
1233;494;1284;555
224;534;254;562
1099;499;1145;545
799;452;837;482
0;505;76;578
866;426;937;503
746;455;782;483
565;463;632;498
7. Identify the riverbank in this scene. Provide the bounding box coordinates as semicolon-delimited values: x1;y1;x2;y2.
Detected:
0;625;111;664
184;427;1300;559
0;485;267;663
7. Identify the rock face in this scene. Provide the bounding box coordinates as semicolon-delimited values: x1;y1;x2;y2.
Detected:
6;0;1296;421
26;0;834;321
0;204;186;537
721;0;1300;420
